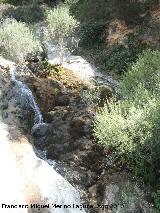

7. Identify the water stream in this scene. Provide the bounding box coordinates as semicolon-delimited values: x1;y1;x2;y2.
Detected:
0;58;86;213
10;65;43;125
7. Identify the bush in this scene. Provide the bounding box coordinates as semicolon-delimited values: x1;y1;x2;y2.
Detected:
104;44;132;74
103;34;146;75
115;0;146;26
3;5;45;24
79;22;106;48
152;190;160;210
2;0;40;5
94;97;160;183
121;50;160;97
46;5;79;63
94;50;160;184
0;19;41;62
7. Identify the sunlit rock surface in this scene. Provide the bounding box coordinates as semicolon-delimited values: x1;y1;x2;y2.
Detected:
47;46;118;88
0;118;86;213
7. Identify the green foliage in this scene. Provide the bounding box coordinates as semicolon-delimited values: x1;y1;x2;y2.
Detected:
115;0;146;26
104;44;132;74
103;35;145;74
121;49;160;97
94;50;160;184
70;0;111;23
79;22;106;48
127;33;146;59
46;5;79;63
81;89;101;107
0;19;41;62
1;0;40;5
5;5;44;24
152;190;160;210
64;0;78;6
42;59;64;76
42;59;55;70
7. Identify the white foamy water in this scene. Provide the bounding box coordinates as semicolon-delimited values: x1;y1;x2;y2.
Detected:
0;57;43;124
10;66;43;124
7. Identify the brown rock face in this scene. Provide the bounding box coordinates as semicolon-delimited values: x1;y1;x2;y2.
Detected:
25;77;63;112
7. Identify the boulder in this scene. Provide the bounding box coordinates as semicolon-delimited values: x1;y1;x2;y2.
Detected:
31;123;49;138
100;172;158;213
56;93;70;106
31;123;50;149
0;117;86;213
1;99;8;110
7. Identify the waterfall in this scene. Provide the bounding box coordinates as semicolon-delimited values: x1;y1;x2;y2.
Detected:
9;65;43;125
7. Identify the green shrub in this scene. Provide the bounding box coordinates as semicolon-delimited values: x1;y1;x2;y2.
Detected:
64;0;78;6
81;89;101;107
94;95;160;183
2;0;39;5
104;44;132;74
0;19;41;62
79;22;106;48
121;50;160;97
103;34;146;75
152;190;160;210
94;50;160;184
4;5;45;24
115;0;146;26
46;5;79;64
70;0;111;23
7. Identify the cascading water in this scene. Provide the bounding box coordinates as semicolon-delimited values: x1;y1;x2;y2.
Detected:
10;65;43;125
0;58;86;213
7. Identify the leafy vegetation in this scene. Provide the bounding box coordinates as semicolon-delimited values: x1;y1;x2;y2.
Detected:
2;0;41;5
46;5;79;63
94;50;160;184
79;22;106;48
4;4;45;24
0;0;160;210
152;190;160;210
0;19;41;62
103;44;132;74
121;50;160;97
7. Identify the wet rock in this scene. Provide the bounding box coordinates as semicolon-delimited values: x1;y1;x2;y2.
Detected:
98;85;113;105
25;77;64;112
31;123;49;138
46;107;70;123
31;123;50;149
46;144;64;160
2;111;8;119
99;172;158;213
33;136;48;150
55;93;70;106
1;99;8;110
70;117;85;138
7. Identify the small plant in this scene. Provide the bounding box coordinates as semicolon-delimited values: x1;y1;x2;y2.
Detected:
42;59;64;76
46;5;79;64
42;59;55;70
0;19;41;62
152;190;160;210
